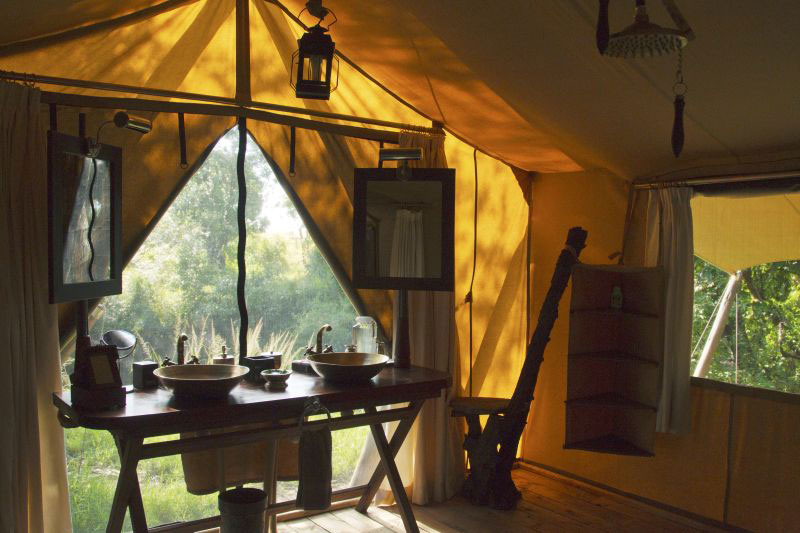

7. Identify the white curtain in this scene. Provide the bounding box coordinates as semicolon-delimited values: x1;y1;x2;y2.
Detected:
0;82;72;531
389;209;425;278
350;132;464;505
644;187;694;434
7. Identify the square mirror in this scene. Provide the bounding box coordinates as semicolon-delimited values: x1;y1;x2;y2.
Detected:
353;168;454;291
48;131;122;303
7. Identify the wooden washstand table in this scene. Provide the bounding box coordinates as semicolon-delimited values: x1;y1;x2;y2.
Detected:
53;365;450;533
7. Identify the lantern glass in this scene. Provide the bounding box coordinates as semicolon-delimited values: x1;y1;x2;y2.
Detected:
305;55;325;82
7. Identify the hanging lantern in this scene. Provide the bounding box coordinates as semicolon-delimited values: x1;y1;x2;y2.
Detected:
290;23;339;100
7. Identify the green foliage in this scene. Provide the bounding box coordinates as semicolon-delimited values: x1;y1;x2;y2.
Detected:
692;257;800;393
66;129;366;531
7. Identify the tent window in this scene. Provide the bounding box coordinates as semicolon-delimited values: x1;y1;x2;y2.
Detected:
690;191;800;394
60;128;365;529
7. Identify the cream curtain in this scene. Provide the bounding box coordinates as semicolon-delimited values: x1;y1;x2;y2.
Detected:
350;132;464;505
0;82;72;532
389;209;425;278
644;187;694;434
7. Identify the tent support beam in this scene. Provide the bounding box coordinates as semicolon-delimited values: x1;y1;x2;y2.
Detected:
39;91;400;144
0;70;439;135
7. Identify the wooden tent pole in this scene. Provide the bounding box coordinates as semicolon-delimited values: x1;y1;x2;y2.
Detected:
235;0;252;104
693;271;742;378
0;70;438;134
38;91;400;144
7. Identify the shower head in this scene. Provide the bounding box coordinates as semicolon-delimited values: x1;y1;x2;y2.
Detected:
605;0;688;58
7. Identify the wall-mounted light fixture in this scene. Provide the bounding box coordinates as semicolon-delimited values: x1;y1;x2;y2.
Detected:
88;111;152;157
113;111;152;134
378;147;422;181
290;0;339;100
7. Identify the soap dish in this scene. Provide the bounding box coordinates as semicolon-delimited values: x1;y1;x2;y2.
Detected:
261;369;291;390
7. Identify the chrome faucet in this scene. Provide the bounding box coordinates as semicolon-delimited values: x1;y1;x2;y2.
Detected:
305;324;333;355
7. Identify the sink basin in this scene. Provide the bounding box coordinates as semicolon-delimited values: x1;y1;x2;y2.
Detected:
307;352;390;382
153;364;248;399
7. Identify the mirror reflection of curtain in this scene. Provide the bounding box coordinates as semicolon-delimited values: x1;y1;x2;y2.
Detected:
389;209;424;277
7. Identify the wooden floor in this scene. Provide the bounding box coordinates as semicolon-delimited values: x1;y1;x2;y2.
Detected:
280;466;723;533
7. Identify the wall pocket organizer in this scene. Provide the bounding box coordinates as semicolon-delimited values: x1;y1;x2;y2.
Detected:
565;264;664;456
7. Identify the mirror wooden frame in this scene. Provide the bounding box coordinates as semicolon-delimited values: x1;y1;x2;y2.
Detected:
48;130;122;303
353;168;455;291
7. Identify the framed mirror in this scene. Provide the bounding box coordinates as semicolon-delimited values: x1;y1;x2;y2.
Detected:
48;131;122;303
353;168;454;291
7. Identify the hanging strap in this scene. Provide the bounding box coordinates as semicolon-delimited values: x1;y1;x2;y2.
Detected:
289;125;296;176
236;117;249;361
178;112;188;169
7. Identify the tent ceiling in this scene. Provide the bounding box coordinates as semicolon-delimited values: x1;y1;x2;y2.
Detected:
2;0;799;178
279;0;800;178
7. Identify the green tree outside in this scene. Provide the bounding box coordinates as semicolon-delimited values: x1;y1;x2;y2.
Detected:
66;128;367;531
692;257;800;393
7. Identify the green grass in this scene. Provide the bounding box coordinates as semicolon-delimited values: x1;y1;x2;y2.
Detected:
65;424;368;532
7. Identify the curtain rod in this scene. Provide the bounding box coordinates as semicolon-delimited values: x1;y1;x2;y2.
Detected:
632;170;800;190
40;91;400;144
0;70;440;135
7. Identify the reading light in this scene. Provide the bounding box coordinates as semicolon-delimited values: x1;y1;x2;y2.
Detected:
88;111;152;157
113;111;152;134
379;147;422;181
290;0;339;100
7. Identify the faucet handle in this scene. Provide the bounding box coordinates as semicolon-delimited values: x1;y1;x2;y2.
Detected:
322;344;334;353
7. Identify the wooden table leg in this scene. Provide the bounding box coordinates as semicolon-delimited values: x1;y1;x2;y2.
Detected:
356;401;423;513
263;440;278;533
108;435;145;533
369;418;420;533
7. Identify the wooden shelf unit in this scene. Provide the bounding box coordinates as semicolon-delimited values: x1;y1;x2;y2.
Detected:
565;264;664;456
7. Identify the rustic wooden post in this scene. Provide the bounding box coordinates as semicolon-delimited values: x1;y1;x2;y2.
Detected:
459;227;587;509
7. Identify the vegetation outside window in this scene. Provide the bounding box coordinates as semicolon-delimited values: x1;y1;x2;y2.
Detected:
60;129;366;531
691;190;800;394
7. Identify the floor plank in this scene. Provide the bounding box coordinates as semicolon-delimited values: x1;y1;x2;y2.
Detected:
281;468;724;532
331;508;394;533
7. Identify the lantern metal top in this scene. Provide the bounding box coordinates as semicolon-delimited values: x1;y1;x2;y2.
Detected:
298;24;335;57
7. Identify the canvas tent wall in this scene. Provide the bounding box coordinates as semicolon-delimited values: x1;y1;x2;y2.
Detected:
0;0;531;515
1;1;800;531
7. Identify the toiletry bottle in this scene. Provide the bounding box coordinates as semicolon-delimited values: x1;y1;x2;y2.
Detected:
213;345;234;365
